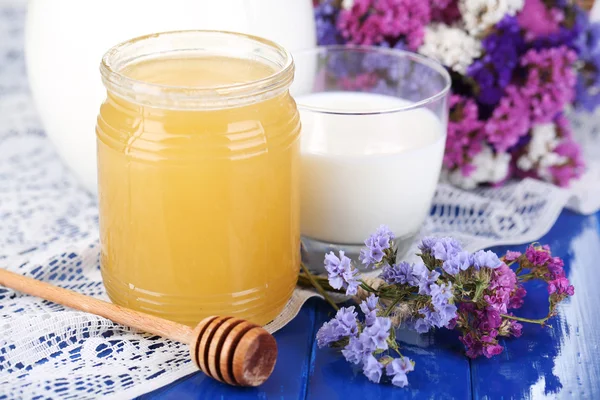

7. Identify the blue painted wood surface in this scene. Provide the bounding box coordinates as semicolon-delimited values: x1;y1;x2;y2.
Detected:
141;210;600;399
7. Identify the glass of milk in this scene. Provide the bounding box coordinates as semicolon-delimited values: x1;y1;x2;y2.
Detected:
291;46;451;272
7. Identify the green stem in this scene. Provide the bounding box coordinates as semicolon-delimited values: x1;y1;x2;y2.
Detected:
500;313;548;325
299;263;339;311
383;296;402;317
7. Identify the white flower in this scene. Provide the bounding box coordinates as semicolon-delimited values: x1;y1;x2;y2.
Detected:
418;23;482;75
342;0;354;10
516;123;567;180
445;146;511;189
460;0;525;36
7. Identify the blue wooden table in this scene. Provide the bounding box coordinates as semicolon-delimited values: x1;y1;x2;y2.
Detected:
141;209;600;400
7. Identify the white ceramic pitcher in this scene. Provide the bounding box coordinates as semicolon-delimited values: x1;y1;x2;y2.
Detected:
26;0;316;193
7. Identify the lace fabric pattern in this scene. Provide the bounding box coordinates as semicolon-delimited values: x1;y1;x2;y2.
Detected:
1;1;599;399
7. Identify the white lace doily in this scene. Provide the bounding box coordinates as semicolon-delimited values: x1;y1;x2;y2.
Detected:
1;2;599;399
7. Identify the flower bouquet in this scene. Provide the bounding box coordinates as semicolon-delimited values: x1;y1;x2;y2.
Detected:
314;0;600;188
299;226;574;387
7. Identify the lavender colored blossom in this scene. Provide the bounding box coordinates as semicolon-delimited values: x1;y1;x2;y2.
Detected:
472;250;502;270
442;251;473;275
413;316;432;333
359;225;395;267
362;355;384;383
430;282;454;308
316;306;359;348
324;251;360;295
419;237;463;261
360;294;379;327
418;269;441;295
362;317;392;350
380;262;421;286
342;334;375;364
315;0;343;45
386;357;414;387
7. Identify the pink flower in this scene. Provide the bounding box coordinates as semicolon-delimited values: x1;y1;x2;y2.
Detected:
484;85;530;152
337;0;431;50
525;245;551;266
519;47;577;125
445;95;485;174
517;0;563;40
504;251;522;261
548;276;575;296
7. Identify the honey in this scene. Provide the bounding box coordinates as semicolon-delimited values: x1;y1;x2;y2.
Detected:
96;32;300;326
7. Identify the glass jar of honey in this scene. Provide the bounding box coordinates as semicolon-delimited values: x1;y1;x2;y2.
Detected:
97;31;300;326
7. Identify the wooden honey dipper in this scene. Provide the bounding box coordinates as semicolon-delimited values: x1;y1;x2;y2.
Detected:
0;268;278;387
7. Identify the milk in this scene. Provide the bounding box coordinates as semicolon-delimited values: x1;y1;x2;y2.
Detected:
298;92;446;245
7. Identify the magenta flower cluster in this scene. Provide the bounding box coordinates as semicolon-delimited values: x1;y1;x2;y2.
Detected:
314;0;600;188
314;227;574;388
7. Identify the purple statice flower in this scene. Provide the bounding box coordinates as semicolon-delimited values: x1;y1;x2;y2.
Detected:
525;245;551;267
386;357;414;387
380;261;422;286
509;319;523;337
443;251;473;275
430;238;463;261
547;256;565;279
519;46;577;125
430;282;454;308
467;16;523;106
337;0;431;50
324;251;360;295
444;95;486;176
316;306;359;348
517;0;563;41
416;303;457;332
359;225;395;267
360;294;379;327
418;268;441;295
504;250;522;261
362;355;384;383
530;3;587;51
342;334;375;364
361;316;392;350
484;85;531;153
548;276;575;296
315;0;344;45
472;250;503;270
413;316;432;333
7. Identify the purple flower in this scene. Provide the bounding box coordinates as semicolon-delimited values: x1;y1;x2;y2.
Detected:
442;251;473;275
315;0;344;45
380;261;422;286
386;357;414;387
324;251;360;295
418;268;441;295
484;85;531;153
316;306;359;348
360;294;379;327
413;317;432;334
548;276;575;296
342;334;375;365
361;316;392;350
429;237;463;261
430;282;454;308
472;250;502;270
504;251;522;261
362;355;384;383
359;225;395;267
525;245;551;266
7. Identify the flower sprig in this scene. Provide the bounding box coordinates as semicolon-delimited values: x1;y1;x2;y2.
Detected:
299;225;574;387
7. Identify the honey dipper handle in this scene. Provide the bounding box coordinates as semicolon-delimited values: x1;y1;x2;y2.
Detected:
0;268;193;344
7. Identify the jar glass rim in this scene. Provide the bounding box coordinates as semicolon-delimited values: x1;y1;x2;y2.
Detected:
100;30;295;110
292;45;451;115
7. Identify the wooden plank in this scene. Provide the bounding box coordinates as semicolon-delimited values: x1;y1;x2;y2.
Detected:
140;298;319;400
305;299;472;399
471;211;600;399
